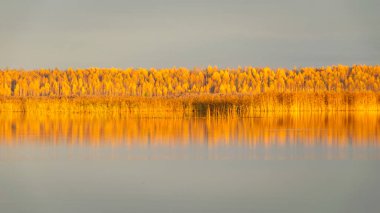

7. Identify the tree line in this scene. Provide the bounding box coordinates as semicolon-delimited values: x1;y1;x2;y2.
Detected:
0;65;379;97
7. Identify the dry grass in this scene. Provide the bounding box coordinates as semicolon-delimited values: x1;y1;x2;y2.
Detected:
1;92;379;117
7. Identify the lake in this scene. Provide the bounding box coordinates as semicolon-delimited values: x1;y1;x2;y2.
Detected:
1;112;379;213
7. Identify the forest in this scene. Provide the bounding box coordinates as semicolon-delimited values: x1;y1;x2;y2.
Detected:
0;65;379;116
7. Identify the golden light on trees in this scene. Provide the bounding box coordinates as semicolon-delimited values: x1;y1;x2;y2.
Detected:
0;65;379;116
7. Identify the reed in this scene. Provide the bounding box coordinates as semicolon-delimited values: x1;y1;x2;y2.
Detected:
0;92;379;117
1;65;379;117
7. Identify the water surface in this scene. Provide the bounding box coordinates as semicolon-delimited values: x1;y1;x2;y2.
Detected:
1;113;379;213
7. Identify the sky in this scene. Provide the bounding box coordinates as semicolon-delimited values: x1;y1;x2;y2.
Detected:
0;0;379;69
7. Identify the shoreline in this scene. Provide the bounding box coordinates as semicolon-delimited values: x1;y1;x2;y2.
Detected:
0;92;379;117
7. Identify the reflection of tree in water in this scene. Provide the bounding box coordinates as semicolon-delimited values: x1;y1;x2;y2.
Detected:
0;112;379;148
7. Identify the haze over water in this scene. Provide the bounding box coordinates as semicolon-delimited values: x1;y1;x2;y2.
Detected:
1;0;380;212
1;112;379;213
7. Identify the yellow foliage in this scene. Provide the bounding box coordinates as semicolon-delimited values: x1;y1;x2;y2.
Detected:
1;65;379;97
0;65;379;116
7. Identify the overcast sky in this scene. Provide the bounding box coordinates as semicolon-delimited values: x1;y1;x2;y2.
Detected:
0;0;379;69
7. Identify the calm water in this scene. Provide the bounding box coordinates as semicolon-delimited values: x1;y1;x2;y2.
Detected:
1;113;380;213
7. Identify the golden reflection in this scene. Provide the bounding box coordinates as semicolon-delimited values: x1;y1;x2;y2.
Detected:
0;112;379;148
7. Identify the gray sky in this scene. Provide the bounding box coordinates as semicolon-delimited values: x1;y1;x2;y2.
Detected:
0;0;379;69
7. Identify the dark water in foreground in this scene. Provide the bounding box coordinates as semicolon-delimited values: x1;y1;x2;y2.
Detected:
0;113;379;213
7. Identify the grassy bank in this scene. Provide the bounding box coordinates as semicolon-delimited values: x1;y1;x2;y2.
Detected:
1;92;379;117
